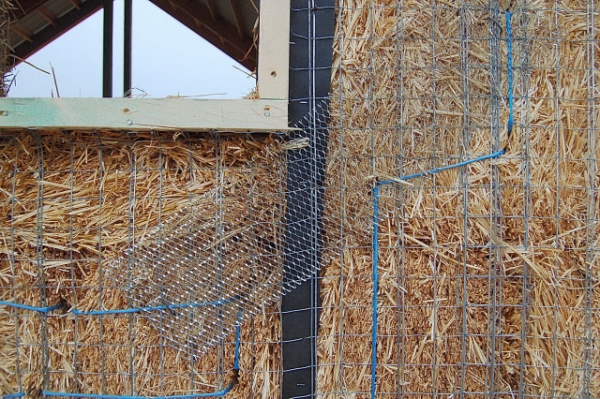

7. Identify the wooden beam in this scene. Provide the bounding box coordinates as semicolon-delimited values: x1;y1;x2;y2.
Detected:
11;0;48;19
68;0;82;10
148;0;256;70
36;6;58;26
0;98;289;132
205;0;219;21
12;0;104;62
257;0;289;99
10;24;33;43
228;0;245;39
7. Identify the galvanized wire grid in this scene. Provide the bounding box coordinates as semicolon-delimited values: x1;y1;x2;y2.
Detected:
0;131;292;398
317;0;599;397
1;1;599;399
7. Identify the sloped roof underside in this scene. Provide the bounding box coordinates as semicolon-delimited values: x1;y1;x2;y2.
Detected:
8;0;259;71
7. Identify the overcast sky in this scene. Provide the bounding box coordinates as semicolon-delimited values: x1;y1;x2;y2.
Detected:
7;0;256;98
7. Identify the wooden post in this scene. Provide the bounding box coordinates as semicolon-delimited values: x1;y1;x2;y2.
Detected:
258;0;290;100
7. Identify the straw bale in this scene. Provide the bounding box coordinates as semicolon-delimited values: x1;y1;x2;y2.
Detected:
319;0;599;397
0;130;284;398
1;1;599;397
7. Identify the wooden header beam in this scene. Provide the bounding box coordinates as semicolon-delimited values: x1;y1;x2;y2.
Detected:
0;98;289;131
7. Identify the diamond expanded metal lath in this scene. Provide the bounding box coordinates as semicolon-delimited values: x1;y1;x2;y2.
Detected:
103;108;329;361
106;190;285;358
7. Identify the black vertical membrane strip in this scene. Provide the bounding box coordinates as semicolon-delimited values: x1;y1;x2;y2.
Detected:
123;0;132;97
102;0;113;98
282;1;335;398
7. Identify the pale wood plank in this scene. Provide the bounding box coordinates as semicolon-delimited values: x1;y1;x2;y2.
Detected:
0;98;290;132
257;0;290;100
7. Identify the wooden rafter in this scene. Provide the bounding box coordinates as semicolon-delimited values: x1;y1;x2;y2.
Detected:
10;0;259;73
149;0;256;70
205;0;219;21
11;0;104;61
10;24;33;43
68;0;82;10
229;0;245;39
36;6;57;26
11;0;47;18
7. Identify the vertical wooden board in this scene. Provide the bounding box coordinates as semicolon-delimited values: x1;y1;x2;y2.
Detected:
258;0;290;100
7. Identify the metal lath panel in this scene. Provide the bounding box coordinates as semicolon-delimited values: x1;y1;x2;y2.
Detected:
0;131;307;397
316;0;600;397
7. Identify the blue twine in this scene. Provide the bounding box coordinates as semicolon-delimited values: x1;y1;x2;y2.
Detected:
370;150;506;398
506;11;514;138
40;385;235;399
41;309;244;399
2;296;238;316
4;393;25;398
0;301;63;313
71;297;238;316
370;185;380;398
233;309;243;370
4;299;242;397
378;150;506;186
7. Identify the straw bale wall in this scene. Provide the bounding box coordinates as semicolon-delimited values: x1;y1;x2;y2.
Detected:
318;0;599;397
0;131;283;398
1;0;599;398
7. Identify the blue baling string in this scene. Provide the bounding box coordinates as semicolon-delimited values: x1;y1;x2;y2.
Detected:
378;150;506;186
71;296;239;316
5;300;243;398
41;309;245;399
234;309;243;371
370;150;506;397
0;301;63;313
370;11;514;398
40;386;236;399
4;393;26;398
0;297;238;316
370;185;380;398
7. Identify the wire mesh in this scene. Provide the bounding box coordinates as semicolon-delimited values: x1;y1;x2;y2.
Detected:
317;0;599;397
0;131;290;397
1;1;599;399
